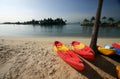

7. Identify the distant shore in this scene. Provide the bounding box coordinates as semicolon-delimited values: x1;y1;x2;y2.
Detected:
2;18;66;26
81;23;120;27
0;36;120;79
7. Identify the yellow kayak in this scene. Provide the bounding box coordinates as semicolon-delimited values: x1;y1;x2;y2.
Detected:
116;65;120;79
97;46;115;55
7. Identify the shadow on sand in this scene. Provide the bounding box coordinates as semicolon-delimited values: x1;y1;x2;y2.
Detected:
76;54;119;79
79;61;103;79
90;55;117;77
108;54;120;63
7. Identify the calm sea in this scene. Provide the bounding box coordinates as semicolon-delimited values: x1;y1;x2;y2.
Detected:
0;23;120;37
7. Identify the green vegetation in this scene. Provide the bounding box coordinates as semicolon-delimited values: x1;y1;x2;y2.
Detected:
3;18;66;25
40;18;66;25
117;20;120;27
81;16;120;27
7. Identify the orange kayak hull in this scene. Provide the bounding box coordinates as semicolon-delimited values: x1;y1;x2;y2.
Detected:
116;65;120;79
98;46;115;55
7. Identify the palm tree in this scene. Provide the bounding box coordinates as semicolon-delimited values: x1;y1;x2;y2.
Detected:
91;16;95;23
117;20;120;27
102;16;107;23
108;17;115;25
90;0;103;54
83;18;89;24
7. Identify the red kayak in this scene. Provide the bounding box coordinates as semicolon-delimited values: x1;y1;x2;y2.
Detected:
112;43;120;49
71;41;94;60
53;41;85;71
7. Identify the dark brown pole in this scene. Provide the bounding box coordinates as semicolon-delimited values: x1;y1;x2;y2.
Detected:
90;0;103;54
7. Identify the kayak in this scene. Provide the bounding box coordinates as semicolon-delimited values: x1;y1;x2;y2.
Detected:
112;43;120;55
53;41;85;71
97;45;116;55
116;65;120;79
113;48;120;55
71;41;94;60
112;43;120;49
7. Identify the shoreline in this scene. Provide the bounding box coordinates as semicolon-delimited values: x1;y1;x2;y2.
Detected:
0;36;120;45
1;35;120;38
0;36;120;79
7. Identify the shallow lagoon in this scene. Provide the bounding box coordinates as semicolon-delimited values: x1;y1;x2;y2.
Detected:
0;24;120;37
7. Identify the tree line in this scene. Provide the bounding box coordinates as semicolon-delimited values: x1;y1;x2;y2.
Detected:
81;16;120;27
3;18;66;25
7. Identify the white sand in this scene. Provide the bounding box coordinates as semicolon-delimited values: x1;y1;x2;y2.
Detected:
0;36;120;79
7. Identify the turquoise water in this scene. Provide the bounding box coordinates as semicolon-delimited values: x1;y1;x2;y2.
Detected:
0;24;120;37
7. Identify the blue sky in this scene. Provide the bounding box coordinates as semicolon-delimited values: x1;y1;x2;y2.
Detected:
0;0;120;23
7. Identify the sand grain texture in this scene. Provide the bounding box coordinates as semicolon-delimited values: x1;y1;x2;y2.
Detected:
0;37;120;79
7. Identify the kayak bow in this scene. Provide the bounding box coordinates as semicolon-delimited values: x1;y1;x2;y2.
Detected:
53;41;85;71
71;41;94;60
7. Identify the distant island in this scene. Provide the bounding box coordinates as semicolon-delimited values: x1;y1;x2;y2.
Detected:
3;18;66;25
81;16;120;27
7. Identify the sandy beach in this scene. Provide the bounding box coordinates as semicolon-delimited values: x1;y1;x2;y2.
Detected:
0;36;120;79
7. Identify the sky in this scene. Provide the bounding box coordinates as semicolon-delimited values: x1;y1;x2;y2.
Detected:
0;0;120;23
